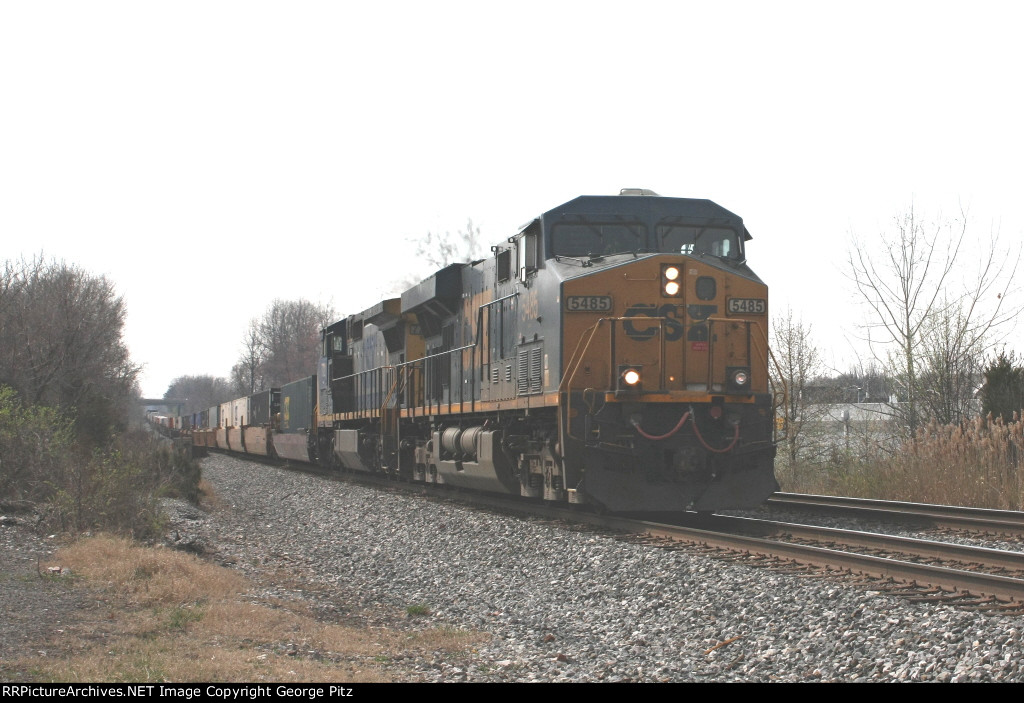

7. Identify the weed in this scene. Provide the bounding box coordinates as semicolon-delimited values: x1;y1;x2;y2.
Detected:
0;384;202;540
6;535;479;682
782;414;1024;509
166;605;204;631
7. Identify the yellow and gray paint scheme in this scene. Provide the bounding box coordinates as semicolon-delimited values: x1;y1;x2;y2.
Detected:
310;190;779;512
166;191;778;512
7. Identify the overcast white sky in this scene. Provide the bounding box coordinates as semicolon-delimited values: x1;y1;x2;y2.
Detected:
3;1;1022;398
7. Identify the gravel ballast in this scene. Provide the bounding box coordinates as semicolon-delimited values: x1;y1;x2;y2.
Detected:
176;453;1024;682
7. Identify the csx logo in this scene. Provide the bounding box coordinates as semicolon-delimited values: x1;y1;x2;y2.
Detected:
624;304;684;341
623;303;717;341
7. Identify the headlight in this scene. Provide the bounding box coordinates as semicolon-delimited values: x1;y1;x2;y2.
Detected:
662;265;682;297
617;365;643;394
727;366;751;391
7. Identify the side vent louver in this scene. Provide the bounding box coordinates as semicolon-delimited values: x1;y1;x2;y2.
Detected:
517;350;529;395
530;347;542;394
517;343;544;396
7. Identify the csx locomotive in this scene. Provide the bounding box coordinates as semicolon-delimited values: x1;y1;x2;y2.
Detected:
182;190;779;512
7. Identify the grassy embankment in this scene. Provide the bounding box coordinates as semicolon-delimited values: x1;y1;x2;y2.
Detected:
0;385;480;682
4;480;480;682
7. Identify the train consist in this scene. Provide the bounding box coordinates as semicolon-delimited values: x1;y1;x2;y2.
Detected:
155;190;779;512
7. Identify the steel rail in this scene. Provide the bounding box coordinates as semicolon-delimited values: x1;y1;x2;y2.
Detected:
768;492;1024;538
601;516;1024;605
706;514;1024;574
441;491;1024;605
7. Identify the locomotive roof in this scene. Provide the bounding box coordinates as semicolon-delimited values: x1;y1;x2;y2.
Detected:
531;193;751;240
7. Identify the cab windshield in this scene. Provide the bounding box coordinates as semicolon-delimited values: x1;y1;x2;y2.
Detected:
550;220;647;258
656;221;742;261
548;215;742;262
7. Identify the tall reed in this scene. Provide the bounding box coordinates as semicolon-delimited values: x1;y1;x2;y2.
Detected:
780;414;1024;509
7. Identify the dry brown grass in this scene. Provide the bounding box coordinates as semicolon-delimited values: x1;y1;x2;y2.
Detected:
9;535;482;682
197;478;225;511
783;414;1024;509
58;536;246;606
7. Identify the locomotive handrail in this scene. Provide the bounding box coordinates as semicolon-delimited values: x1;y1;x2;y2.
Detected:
559;318;608;395
765;346;789;443
331;343;477;383
380;366;402;412
559;316;671;443
477;291;519;380
559;317;611;443
329;344;477;417
701;317;772;394
329;293;521;420
715;315;786;440
706;316;785;442
559;315;773;444
742;318;787;442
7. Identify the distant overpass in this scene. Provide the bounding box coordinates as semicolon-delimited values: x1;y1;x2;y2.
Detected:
140;398;186;416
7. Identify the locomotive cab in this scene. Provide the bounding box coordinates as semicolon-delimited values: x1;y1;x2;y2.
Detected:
531;192;777;511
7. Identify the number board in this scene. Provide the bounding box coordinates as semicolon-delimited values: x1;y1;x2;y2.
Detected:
565;296;613;312
727;298;767;315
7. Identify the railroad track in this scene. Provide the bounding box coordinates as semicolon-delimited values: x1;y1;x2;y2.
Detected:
395;485;1024;612
205;453;1024;613
767;492;1024;539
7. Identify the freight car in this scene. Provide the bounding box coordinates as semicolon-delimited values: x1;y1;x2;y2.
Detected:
173;190;779;513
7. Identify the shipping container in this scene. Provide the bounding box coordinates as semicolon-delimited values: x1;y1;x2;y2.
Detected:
248;388;281;426
273;376;316;463
279;376;315;433
231;397;249;428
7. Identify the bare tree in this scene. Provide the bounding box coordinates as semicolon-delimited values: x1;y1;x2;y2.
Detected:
257;299;335;388
0;255;140;442
232;318;266;395
415;219;488;270
231;299;335;393
164;375;232;414
229;361;253;399
389;219;488;294
917;300;984;425
771;307;825;474
848;205;1018;436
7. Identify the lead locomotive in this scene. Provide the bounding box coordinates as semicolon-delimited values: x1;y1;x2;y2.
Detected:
308;189;779;512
